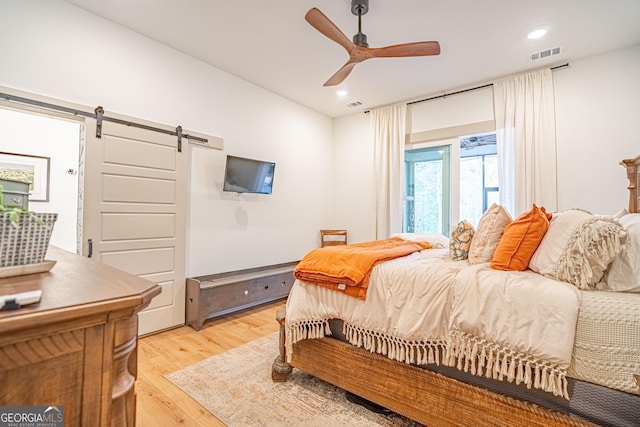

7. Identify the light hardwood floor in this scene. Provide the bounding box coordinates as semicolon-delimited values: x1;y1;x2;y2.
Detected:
136;299;287;426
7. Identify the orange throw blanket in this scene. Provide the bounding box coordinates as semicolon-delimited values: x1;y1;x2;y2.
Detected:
294;237;431;300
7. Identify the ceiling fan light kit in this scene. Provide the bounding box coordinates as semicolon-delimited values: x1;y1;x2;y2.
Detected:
306;0;440;86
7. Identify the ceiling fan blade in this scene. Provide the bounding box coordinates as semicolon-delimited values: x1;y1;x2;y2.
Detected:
370;41;441;58
324;62;358;87
305;8;354;53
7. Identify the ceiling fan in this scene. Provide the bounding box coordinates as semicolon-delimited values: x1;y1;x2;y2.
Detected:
305;0;441;86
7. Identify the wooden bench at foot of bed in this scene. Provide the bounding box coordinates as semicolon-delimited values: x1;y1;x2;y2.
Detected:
271;311;595;427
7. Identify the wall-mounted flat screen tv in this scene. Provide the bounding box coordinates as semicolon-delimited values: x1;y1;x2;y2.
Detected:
223;155;276;194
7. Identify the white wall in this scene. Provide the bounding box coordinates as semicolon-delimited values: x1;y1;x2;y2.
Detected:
554;45;640;214
188;109;333;275
331;112;373;244
407;86;495;133
0;0;334;276
333;45;640;239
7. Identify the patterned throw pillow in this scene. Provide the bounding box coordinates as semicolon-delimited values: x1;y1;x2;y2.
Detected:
467;204;512;264
450;221;475;260
529;209;626;290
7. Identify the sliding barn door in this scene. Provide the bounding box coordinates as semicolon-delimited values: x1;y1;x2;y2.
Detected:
83;118;187;335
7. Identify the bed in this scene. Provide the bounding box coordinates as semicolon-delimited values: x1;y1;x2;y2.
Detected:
272;154;640;427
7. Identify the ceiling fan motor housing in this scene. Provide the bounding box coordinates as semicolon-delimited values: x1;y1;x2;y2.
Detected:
353;32;368;47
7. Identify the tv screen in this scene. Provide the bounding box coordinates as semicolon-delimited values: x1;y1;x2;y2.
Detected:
223;155;276;194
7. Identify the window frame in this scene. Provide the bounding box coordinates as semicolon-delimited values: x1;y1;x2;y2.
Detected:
404;137;460;235
404;130;498;235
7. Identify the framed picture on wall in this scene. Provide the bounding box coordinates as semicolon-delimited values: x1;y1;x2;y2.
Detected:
0;152;51;202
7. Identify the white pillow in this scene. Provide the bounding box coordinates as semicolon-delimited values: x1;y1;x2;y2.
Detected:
529;209;626;290
467;203;512;264
613;208;630;219
596;208;629;219
391;232;449;249
600;213;640;292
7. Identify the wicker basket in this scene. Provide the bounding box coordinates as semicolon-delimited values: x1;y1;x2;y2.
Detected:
0;212;58;267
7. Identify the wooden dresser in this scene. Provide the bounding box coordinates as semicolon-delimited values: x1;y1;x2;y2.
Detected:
0;246;160;426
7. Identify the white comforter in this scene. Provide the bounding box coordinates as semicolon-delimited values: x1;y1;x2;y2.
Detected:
447;263;581;398
285;248;582;398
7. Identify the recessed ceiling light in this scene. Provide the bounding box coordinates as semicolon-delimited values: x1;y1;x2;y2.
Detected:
528;28;548;40
336;90;348;97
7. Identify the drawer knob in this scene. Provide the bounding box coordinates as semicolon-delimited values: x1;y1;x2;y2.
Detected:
281;281;286;287
264;285;269;290
244;290;249;296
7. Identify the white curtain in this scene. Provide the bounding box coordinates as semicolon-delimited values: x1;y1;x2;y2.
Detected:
493;68;558;217
371;103;407;239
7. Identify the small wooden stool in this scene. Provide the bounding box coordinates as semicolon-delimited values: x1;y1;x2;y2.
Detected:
320;229;348;247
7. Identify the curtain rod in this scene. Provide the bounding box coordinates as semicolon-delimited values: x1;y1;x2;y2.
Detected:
406;83;493;106
365;63;570;112
407;63;569;106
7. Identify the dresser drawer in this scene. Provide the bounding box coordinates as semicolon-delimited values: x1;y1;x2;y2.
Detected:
200;272;293;314
255;272;295;300
2;191;29;209
0;178;30;209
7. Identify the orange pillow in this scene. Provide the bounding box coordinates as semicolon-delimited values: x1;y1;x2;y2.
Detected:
490;204;551;271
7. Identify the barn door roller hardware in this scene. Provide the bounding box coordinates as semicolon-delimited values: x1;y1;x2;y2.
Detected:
94;106;210;152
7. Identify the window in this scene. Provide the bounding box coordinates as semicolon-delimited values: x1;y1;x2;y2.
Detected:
404;132;497;235
404;146;451;234
459;133;498;226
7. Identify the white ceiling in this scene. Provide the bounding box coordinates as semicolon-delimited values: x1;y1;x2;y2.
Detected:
64;0;640;118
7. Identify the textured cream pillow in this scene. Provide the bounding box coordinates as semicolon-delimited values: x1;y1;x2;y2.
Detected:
601;213;640;292
467;203;512;264
529;209;626;290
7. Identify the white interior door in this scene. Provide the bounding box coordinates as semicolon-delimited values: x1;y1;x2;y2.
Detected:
83;118;187;335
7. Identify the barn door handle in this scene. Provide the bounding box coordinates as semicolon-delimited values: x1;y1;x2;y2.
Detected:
88;239;93;258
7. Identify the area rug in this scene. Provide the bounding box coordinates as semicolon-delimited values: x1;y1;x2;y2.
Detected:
165;333;421;427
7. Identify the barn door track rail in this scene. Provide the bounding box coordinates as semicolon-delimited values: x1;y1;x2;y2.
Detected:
0;92;208;152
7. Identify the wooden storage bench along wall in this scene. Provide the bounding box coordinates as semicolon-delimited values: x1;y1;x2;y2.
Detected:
186;261;297;330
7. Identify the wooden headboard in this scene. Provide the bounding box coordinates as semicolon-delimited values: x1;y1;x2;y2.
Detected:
621;154;640;213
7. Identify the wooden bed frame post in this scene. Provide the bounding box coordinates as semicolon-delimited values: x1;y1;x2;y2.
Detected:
271;309;292;381
621;156;639;213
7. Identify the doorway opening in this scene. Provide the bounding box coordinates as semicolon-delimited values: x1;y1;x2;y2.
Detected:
0;107;82;253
